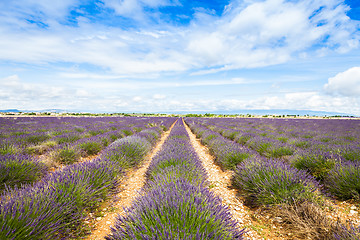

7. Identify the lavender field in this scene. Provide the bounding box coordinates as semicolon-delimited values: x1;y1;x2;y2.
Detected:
0;116;359;239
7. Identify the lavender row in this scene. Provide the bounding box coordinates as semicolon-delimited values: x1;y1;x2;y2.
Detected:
0;123;168;240
106;119;245;239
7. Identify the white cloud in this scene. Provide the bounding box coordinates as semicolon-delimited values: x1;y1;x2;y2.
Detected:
0;0;358;77
0;75;87;109
1;74;358;115
324;67;360;96
132;96;142;102
186;0;359;72
60;72;126;80
153;94;166;99
101;0;180;22
0;75;21;87
102;0;143;20
0;0;79;24
76;89;92;97
196;92;360;115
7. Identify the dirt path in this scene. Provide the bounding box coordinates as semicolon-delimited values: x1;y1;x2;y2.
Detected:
84;120;177;240
183;119;268;240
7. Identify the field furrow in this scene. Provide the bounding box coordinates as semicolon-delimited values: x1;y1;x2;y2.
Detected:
183;119;265;240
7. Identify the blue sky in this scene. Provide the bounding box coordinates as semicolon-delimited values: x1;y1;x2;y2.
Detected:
0;0;360;115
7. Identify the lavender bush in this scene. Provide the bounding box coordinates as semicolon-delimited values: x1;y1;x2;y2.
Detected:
325;161;360;200
106;179;244;240
340;145;360;162
103;136;152;169
79;141;103;156
145;127;208;188
233;156;321;206
0;141;19;155
50;144;81;165
207;138;253;170
291;150;341;180
0;154;48;191
0;158;124;239
334;223;360;240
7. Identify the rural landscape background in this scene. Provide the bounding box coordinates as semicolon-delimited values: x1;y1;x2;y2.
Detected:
0;0;360;116
1;1;360;240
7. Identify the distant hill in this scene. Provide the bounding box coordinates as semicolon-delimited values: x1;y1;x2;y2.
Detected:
0;109;72;113
0;109;20;113
0;108;357;117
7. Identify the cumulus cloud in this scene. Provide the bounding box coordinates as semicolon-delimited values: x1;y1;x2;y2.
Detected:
1;75;358;115
132;96;142;102
0;75;94;109
192;92;360;115
187;0;359;72
0;0;79;25
0;0;359;76
324;67;360;96
100;0;181;23
153;94;166;99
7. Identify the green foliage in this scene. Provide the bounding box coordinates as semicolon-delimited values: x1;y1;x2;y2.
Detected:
268;146;294;158
57;135;81;144
88;129;105;136
105;139;150;169
341;148;360;162
295;141;311;149
0;155;47;191
249;142;271;155
51;145;81;164
222;152;250;170
277;136;288;143
0;143;18;155
101;137;110;147
133;127;142;133
235;134;253;145
292;153;336;180
25;141;57;155
227;131;239;141
74;127;85;133
233;158;321;206
109;132;124;141
202;134;218;145
79;141;103;156
325;162;360;200
25;135;50;144
121;129;133;136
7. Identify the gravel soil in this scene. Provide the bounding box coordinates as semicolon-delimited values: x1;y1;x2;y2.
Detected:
182;119;273;240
